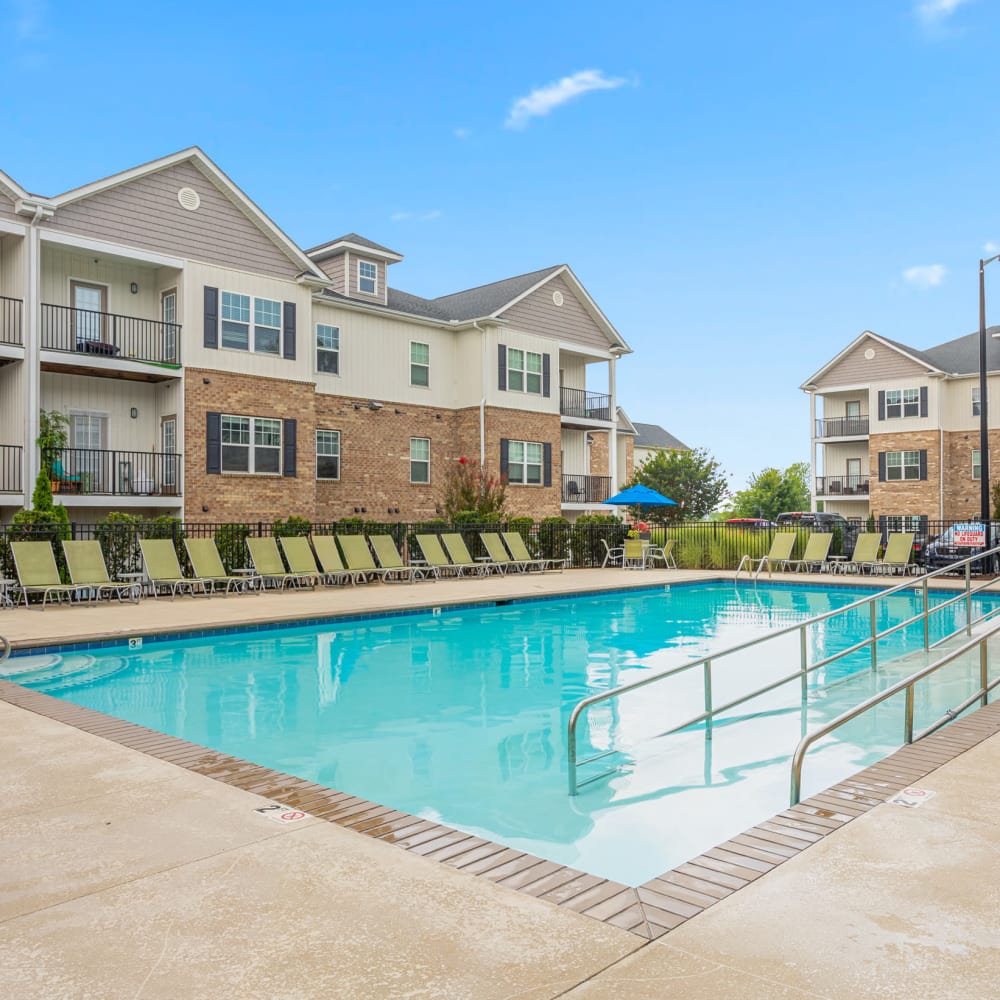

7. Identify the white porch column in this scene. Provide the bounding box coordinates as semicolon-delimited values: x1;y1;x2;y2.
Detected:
809;390;817;512
608;351;618;488
24;222;41;499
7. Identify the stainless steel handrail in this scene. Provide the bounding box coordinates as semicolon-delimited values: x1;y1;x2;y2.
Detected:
567;544;1000;795
789;620;1000;804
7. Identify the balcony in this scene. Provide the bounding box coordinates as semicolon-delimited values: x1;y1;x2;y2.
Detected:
43;448;182;498
1;296;22;346
815;415;869;438
562;473;612;504
41;304;181;366
0;445;22;493
560;387;612;422
815;474;870;498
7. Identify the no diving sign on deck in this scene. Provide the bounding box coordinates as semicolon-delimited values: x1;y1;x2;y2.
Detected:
254;804;311;824
888;787;936;808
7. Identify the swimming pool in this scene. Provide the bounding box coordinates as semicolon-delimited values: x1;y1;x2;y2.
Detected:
4;581;996;886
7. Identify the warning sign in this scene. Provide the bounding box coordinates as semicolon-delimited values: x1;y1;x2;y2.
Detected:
254;804;311;824
953;523;986;547
888;787;936;808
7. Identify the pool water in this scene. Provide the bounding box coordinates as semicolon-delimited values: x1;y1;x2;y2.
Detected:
5;581;997;886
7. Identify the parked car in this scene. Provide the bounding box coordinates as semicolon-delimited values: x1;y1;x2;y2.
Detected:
724;518;775;529
775;512;860;555
924;524;1000;574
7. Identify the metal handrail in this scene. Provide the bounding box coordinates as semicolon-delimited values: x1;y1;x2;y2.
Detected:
566;543;1000;795
790;621;1000;804
0;634;9;663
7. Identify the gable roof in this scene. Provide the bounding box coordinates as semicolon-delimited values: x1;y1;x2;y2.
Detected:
307;233;403;261
632;422;689;451
921;326;1000;375
800;330;946;389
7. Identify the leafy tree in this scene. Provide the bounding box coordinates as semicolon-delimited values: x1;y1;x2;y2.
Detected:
729;462;810;521
441;456;508;521
632;447;728;523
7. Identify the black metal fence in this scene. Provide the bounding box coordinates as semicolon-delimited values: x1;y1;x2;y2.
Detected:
561;473;612;503
41;303;181;365
815;415;869;437
0;295;21;346
559;386;611;421
0;445;21;493
43;448;182;497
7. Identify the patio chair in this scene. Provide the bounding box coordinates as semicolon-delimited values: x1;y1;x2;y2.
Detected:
873;533;916;576
368;534;421;582
247;537;316;589
138;538;208;598
338;535;403;583
310;535;363;586
645;537;677;569
783;533;833;573
502;531;567;572
62;540;136;603
441;533;491;575
184;538;251;593
622;538;647;569
10;541;87;608
415;534;466;577
277;536;328;588
599;537;624;568
479;532;517;573
840;533;881;574
735;532;797;578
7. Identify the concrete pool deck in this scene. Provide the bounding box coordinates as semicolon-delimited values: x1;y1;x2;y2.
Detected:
2;568;999;998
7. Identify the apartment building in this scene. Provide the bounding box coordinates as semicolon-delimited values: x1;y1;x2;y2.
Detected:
802;328;1000;523
0;148;634;525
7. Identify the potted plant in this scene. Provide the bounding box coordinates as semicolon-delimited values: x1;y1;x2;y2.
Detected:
37;410;70;490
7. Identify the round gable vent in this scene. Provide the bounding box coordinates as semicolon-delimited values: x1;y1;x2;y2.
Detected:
864;348;875;360
552;290;564;306
177;187;201;211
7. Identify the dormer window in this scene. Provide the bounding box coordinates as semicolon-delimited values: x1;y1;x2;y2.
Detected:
358;261;377;295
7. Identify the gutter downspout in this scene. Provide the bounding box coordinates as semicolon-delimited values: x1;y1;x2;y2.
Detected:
473;321;486;466
608;349;620;490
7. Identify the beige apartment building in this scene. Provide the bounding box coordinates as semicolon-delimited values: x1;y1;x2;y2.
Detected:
802;329;1000;525
0;148;635;525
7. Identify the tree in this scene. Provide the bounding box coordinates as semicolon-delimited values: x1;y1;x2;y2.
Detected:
729;462;811;521
441;457;508;521
632;447;728;523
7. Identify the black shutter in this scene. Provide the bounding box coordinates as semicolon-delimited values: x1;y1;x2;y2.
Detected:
877;390;885;421
498;344;507;391
542;353;551;398
282;302;296;360
919;449;928;480
283;419;297;478
204;287;218;349
206;412;221;474
499;438;509;477
877;452;886;482
543;442;552;487
919;386;928;417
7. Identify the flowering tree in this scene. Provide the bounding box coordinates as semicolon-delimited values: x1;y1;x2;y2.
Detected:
442;457;508;521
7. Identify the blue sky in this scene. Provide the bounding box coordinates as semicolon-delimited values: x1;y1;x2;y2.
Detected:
4;0;1000;493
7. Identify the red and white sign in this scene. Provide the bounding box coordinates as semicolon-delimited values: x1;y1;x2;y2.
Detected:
953;523;986;547
254;804;311;824
888;787;936;808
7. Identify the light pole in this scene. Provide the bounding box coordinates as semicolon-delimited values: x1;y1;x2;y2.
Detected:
979;254;1000;522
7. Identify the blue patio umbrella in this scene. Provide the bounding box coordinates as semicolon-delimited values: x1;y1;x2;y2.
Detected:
603;483;677;509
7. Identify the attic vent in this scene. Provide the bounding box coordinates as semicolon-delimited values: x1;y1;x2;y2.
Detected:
552;290;564;306
177;187;201;211
864;348;875;360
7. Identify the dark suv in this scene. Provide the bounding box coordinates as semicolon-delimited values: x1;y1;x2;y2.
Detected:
775;512;859;550
924;524;1000;574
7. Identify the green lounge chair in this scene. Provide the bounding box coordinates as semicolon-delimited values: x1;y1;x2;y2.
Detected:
278;536;330;587
247;537;315;589
841;533;881;574
415;535;465;577
441;533;491;575
62;540;135;602
337;535;402;583
11;541;86;608
139;539;207;598
736;532;797;578
874;533;916;575
368;535;420;582
478;532;516;573
783;533;833;573
503;530;566;572
311;535;361;586
184;538;249;593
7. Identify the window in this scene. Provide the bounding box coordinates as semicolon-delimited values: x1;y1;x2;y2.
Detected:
358;261;377;294
221;415;281;474
317;324;340;374
973;386;981;417
221;293;282;354
973;449;986;480
410;342;429;387
885;450;920;481
316;430;340;480
410;437;430;483
885;388;920;419
507;349;543;394
508;440;543;484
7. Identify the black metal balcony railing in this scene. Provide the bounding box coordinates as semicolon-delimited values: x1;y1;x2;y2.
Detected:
42;448;182;498
815;474;870;497
41;304;181;365
560;387;612;421
1;295;22;346
815;415;869;438
561;473;613;504
0;444;22;493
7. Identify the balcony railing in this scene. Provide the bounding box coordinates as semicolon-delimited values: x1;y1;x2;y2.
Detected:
1;296;22;346
42;448;182;498
815;415;869;438
560;387;612;421
41;304;181;365
0;445;22;493
815;474;870;497
562;473;613;504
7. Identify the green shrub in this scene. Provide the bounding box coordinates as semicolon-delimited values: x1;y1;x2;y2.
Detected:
95;512;143;579
214;523;251;572
538;516;571;565
272;515;313;537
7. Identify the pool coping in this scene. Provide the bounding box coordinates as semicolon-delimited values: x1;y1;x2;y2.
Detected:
4;639;1000;940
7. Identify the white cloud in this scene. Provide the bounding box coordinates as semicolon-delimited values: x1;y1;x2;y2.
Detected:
903;264;947;288
13;0;46;40
985;241;999;254
390;209;442;223
505;69;628;130
453;127;471;140
915;0;974;26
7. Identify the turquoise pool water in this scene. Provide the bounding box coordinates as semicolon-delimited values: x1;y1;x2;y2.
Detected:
5;581;996;886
